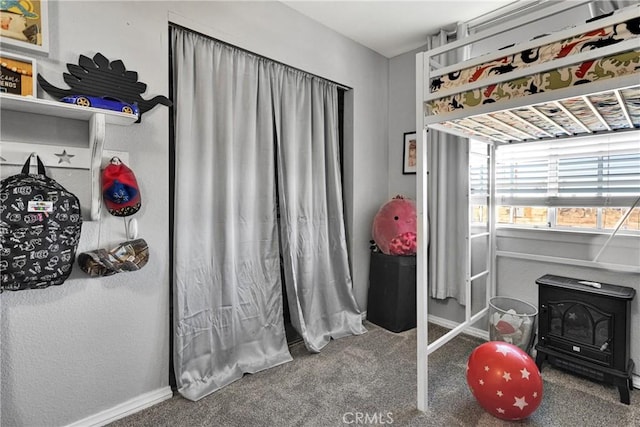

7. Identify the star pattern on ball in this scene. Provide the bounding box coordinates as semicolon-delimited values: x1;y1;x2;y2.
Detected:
495;345;510;356
466;342;543;420
513;396;529;410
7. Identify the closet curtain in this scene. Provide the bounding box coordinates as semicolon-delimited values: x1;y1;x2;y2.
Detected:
272;68;365;352
426;28;470;304
171;27;364;401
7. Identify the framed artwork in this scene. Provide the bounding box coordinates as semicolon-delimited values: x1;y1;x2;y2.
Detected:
0;0;49;54
0;51;36;96
403;131;417;174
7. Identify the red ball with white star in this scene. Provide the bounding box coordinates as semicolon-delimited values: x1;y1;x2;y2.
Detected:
466;341;543;420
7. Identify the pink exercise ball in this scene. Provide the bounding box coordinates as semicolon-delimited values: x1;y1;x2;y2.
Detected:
466;341;543;421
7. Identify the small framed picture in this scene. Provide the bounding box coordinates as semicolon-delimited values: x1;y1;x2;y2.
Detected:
0;51;36;97
403;131;417;174
0;0;49;54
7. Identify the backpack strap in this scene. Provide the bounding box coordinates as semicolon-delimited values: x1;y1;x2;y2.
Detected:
21;154;47;176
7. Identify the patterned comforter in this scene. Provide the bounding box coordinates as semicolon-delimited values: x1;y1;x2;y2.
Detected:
428;13;640;115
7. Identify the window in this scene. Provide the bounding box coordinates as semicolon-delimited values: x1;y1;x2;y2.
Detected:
471;134;640;232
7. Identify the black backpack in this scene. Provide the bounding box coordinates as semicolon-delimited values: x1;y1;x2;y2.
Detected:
0;156;83;292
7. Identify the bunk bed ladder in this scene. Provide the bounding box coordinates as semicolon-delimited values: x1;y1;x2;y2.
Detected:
468;140;495;328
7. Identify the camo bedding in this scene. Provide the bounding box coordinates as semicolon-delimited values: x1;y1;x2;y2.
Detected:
428;13;640;116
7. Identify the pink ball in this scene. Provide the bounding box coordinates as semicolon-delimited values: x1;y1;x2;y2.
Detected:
372;196;417;255
466;342;543;421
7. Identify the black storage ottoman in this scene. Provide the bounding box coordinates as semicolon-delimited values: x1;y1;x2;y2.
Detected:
366;251;417;333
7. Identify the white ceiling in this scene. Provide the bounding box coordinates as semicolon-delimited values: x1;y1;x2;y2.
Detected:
282;0;519;58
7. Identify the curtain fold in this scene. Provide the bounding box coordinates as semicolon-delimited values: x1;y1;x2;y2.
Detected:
427;29;470;304
171;29;292;401
171;27;364;400
271;68;365;352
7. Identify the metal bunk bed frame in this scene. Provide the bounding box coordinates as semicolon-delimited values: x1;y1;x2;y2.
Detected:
414;0;639;411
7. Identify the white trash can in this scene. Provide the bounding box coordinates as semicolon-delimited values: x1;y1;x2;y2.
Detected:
489;296;538;353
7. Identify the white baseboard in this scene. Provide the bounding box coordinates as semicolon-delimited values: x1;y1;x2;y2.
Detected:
428;314;489;340
65;386;173;427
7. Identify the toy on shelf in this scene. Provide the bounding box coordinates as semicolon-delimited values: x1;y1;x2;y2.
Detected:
38;52;171;122
60;95;139;115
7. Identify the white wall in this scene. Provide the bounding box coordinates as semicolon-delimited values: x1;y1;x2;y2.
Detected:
387;45;423;200
0;2;389;425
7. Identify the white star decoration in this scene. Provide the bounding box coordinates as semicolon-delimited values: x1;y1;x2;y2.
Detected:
484;365;490;372
568;312;577;320
496;390;503;397
55;150;75;164
479;379;485;385
497;408;505;414
533;392;538;398
513;396;529;410
503;372;512;382
495;345;510;356
521;368;531;380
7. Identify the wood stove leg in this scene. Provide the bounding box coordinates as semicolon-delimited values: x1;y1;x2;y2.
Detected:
535;351;547;371
615;377;631;405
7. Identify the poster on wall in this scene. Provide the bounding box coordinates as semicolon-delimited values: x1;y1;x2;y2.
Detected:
0;51;36;96
403;131;417;174
0;0;49;54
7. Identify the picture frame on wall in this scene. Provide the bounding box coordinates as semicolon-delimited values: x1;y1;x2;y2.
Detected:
403;131;417;174
0;51;36;97
0;0;49;54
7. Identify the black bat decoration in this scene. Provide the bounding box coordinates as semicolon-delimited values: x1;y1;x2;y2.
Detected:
38;53;172;123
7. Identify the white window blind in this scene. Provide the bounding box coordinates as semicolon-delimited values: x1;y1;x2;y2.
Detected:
495;134;640;207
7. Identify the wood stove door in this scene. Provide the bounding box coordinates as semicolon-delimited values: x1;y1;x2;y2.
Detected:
540;299;612;366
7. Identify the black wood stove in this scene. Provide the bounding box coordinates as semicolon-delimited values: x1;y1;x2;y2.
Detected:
535;274;636;404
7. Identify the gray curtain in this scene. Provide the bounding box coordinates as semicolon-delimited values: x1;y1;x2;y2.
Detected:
427;28;470;304
171;27;364;401
271;68;365;352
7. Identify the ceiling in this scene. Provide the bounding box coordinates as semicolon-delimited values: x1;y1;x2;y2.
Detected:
282;0;520;58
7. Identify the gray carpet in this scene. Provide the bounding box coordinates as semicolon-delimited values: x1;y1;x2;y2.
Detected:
110;322;640;426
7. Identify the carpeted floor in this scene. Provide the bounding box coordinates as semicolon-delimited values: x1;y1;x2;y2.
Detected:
109;322;640;426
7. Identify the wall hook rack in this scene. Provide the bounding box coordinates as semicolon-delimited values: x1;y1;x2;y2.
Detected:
0;93;137;221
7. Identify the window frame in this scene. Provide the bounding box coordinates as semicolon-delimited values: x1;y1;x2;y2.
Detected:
469;135;640;234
